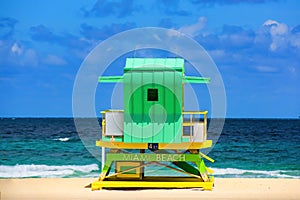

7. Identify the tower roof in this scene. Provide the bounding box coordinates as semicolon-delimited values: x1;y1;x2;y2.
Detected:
124;58;184;73
98;57;210;84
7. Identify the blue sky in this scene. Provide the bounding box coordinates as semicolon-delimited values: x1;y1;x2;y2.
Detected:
0;0;299;118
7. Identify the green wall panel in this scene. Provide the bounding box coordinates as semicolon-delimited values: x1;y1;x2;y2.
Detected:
124;58;183;143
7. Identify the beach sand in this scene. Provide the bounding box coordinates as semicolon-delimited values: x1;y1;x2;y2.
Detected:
1;178;299;200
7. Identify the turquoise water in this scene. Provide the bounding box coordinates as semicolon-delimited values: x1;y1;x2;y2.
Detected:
0;118;299;178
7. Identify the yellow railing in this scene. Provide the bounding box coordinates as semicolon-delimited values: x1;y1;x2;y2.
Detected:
182;111;208;142
101;110;123;136
101;110;208;142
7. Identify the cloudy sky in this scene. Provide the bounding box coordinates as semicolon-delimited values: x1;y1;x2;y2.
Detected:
0;0;299;118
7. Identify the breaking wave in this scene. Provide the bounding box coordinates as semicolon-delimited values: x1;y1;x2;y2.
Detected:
0;164;99;178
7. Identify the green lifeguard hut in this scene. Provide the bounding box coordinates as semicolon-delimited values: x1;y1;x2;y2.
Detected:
92;58;215;190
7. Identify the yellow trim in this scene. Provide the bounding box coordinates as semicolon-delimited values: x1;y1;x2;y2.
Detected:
199;152;215;163
101;110;209;143
91;177;214;190
101;110;208;114
115;162;142;179
182;111;208;142
96;140;212;149
101;110;124;113
183;111;208;115
101;119;106;135
206;167;214;174
183;122;205;126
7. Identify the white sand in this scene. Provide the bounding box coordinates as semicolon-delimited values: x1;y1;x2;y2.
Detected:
1;178;299;200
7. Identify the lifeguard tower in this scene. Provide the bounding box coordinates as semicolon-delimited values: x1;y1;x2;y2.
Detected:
92;58;214;190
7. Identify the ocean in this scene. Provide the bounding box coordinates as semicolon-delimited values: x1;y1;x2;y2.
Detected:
0;118;299;179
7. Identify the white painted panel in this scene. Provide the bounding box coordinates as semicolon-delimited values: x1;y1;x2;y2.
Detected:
106;111;124;136
193;123;205;142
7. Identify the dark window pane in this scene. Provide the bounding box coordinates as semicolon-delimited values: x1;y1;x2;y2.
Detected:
147;89;158;101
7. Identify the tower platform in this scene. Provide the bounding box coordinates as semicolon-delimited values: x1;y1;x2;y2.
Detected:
92;176;214;190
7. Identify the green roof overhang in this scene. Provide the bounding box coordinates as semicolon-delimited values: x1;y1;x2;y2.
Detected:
98;76;123;83
183;76;210;84
98;75;210;84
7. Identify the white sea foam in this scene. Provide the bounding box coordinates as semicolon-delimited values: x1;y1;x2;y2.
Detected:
144;166;299;178
54;137;70;142
0;164;99;178
1;164;298;179
211;167;299;178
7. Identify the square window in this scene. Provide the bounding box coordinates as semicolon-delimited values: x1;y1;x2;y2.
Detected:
147;88;158;101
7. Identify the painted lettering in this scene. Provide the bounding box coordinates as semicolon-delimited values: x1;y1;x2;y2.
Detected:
122;153;186;162
156;154;161;161
139;154;149;161
167;154;173;161
179;154;185;161
123;154;132;160
133;154;139;161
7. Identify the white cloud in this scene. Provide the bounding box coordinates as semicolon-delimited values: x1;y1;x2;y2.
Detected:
263;19;289;51
166;29;184;38
263;19;278;26
44;54;67;66
11;42;22;55
178;17;207;37
270;23;288;36
290;33;300;48
263;20;288;35
255;65;277;73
